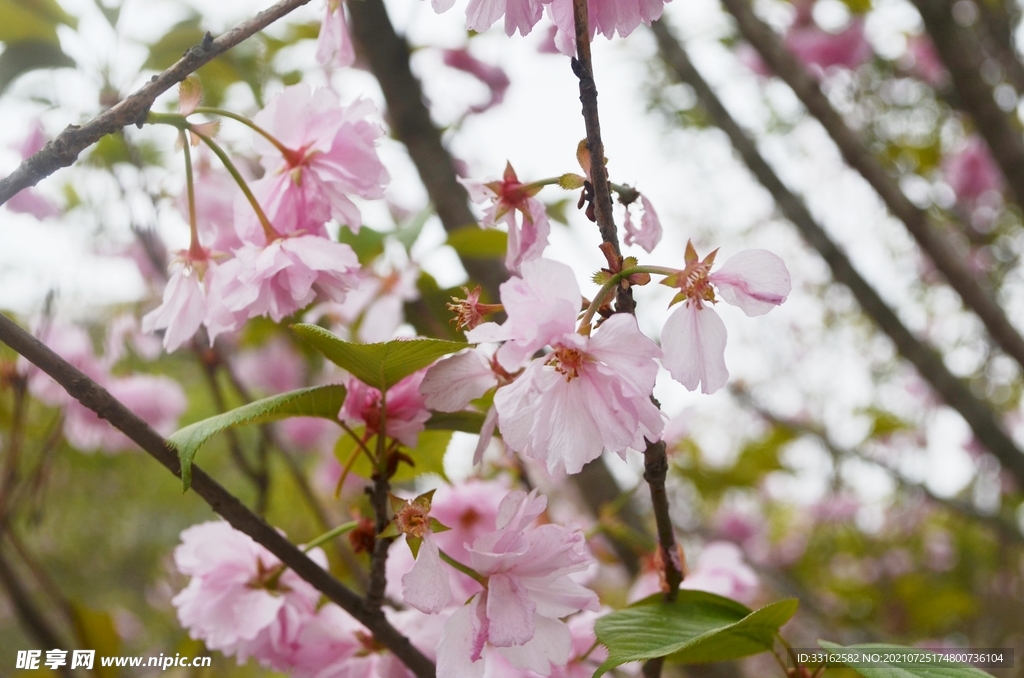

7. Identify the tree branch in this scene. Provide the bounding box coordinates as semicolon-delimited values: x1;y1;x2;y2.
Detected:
649;17;1024;485
0;0;314;207
348;0;649;576
718;0;1024;378
911;0;1024;208
0;312;436;678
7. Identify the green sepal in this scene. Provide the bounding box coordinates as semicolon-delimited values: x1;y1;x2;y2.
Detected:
407;535;423;559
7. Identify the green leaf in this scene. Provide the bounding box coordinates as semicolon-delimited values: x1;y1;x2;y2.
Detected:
291;324;467;391
334;428;452;481
338;225;385;264
426;410;488;434
0;0;77;45
168;385;346;490
0;40;73;94
594;592;798;677
395;203;433;251
817;642;997;678
447;226;508;259
69;603;120;678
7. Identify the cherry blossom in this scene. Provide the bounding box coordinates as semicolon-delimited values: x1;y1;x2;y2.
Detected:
5;122;61;220
461;163;550;274
786;18;871;72
622;195;662;253
341;370;430;447
205;234;361;340
435;489;599;677
680;541;760;605
546;0;671;56
316;0;355;68
442;48;511;115
463;0;543;36
172;521;326;669
468;259;662;473
661;243;790;395
942;136;1003;204
141;251;214;353
240;84;388;239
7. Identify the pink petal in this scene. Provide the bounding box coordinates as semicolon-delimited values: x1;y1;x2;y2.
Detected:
402;535;453;614
709;249;791;316
421;349;497;412
661;303;729;395
437;601;486;678
495;614;572;673
316;1;356;68
486;573;536;647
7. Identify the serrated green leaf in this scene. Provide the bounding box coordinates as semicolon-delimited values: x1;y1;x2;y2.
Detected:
817;642;997;678
0;40;73;94
291;324;467;391
425;410;488;434
168;385;346;490
594;592;798;677
447;226;508;259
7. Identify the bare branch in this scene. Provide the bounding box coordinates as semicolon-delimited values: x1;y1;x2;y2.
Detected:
0;0;314;207
0;312;436;678
649;17;1024;485
718;0;1024;378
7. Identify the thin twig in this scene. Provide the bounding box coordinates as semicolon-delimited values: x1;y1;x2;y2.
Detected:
649;17;1024;485
0;312;435;678
0;0;313;206
717;0;1024;378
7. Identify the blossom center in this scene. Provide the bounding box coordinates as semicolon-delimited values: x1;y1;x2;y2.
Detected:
548;345;587;381
396;504;430;538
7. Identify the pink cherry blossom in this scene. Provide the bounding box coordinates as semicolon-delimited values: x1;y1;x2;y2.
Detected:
240;84;388;239
141;251;214;353
786;18;871;72
235;337;306;394
6;123;60;220
461;163;550;275
942;136;1003;204
420;349;499;413
205;234;360;340
341;369;430;447
443;48;511;115
546;0;670;56
172;521;326;669
463;0;543;36
495;314;663;474
316;0;356;68
681;541;760;605
622;195;662;253
181;158;244;253
661;245;790;395
436;490;599;677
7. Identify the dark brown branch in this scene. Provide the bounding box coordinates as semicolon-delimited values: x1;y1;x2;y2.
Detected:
0;0;313;207
0;312;435;678
649;18;1024;485
347;0;506;299
348;0;649;576
911;0;1024;207
718;0;1024;378
570;9;681;671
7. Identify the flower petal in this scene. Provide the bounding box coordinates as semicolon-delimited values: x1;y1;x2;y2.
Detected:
709;249;791;317
661;303;729;395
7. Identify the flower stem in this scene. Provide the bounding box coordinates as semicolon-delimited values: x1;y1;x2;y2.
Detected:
303;520;359;553
189;127;279;243
577;265;678;332
181;136;202;259
437;548;488;586
194;106;296;160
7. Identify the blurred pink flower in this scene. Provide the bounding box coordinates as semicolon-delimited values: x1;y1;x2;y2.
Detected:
906;35;948;88
622;195;662;253
681;541;760;604
443;48;511;115
341;369;430;447
6;122;60;220
942;136;1003;204
786;18;871;72
316;0;355;67
172;521;326;670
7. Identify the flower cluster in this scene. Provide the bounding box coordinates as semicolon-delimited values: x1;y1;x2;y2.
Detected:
143;84;388;352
